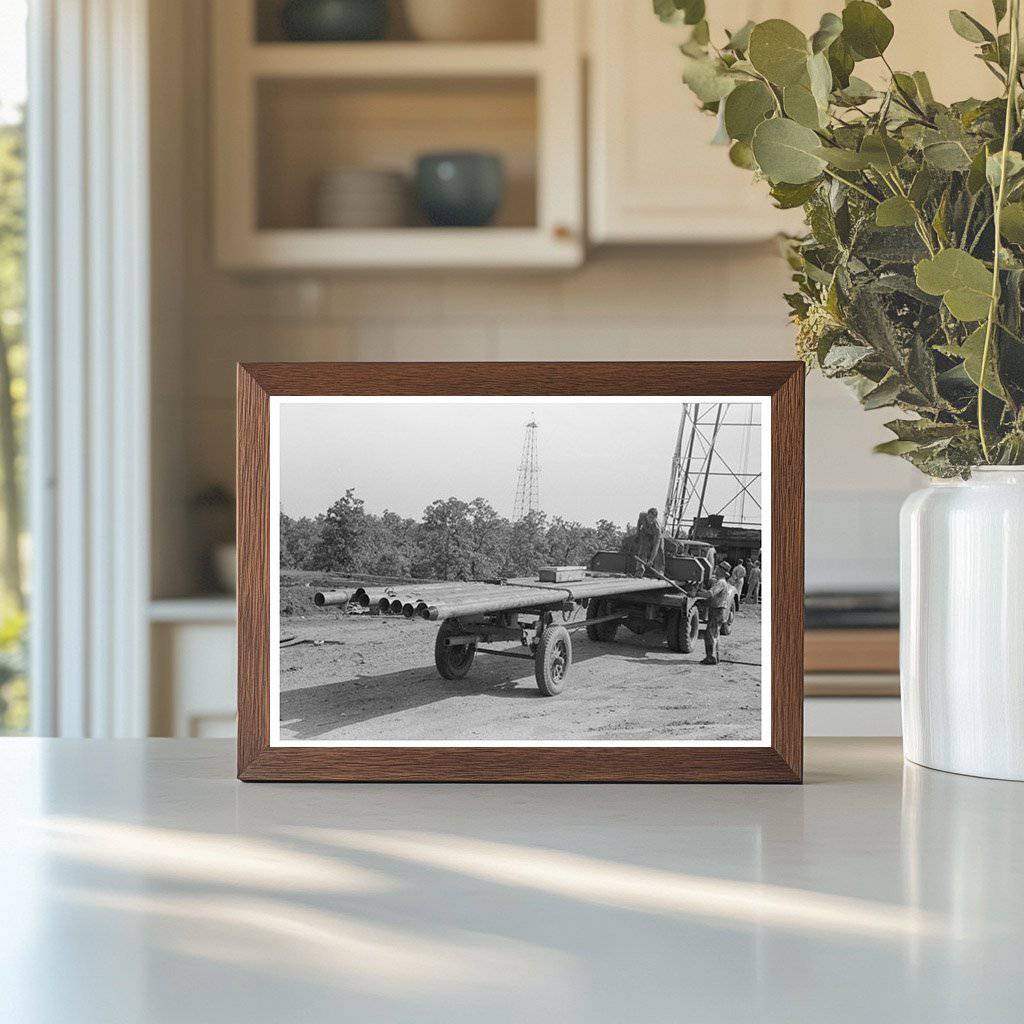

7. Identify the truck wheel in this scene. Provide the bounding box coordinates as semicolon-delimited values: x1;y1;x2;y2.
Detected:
535;625;572;696
435;620;476;679
680;605;701;653
586;599;619;642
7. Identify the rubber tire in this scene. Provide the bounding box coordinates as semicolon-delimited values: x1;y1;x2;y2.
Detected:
585;599;619;643
434;620;477;679
679;605;700;653
535;625;572;696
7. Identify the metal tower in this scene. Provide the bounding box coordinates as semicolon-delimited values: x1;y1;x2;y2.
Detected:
512;416;540;520
663;402;762;538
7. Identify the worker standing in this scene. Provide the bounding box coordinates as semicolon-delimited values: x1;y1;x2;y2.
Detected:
699;565;731;665
730;560;747;603
636;507;665;575
747;560;762;604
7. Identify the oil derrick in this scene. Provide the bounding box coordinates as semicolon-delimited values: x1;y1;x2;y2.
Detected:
512;416;540;520
663;402;761;538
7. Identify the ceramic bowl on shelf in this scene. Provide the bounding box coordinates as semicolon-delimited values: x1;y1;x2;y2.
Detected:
314;167;409;228
414;152;504;227
403;0;534;42
280;0;388;42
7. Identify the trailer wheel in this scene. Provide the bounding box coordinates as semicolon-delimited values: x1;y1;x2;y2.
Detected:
585;599;619;642
435;620;476;679
668;606;701;653
535;625;572;696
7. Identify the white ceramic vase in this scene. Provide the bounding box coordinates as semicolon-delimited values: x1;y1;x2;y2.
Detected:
900;468;1024;780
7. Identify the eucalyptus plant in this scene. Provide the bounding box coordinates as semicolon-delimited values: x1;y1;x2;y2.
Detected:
659;0;1024;475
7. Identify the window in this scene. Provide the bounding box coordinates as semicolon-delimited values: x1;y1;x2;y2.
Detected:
0;0;28;734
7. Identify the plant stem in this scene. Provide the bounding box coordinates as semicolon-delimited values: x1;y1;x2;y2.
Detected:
821;167;879;203
979;0;1021;463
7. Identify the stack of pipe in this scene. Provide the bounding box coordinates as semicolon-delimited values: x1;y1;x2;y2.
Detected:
330;575;671;622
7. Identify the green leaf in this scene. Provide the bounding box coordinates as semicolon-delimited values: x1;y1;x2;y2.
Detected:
923;141;973;171
728;140;758;169
860;133;905;172
874;439;922;456
807;51;833;110
689;20;710;46
948;10;993;44
815;146;872;170
681;55;737;103
810;12;843;54
958;324;1006;398
986;150;1024;190
884;418;963;443
783;83;822;129
842;1;894;60
912;71;935;105
932;190;950;246
862;374;902;410
724;20;755;53
653;0;677;23
723;81;775;143
835;77;878;106
875;196;918;228
909;165;936;205
914;249;994;321
1000;202;1024;242
827;35;855;89
770;179;820;209
654;0;705;25
967;143;993;193
748;19;810;87
752;117;827;184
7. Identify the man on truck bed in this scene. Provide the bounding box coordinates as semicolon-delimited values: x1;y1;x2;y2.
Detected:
636;507;665;575
699;564;732;665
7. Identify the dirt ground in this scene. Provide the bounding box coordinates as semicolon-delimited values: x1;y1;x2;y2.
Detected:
277;578;763;743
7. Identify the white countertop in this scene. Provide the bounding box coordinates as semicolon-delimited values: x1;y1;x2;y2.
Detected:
1;738;1021;1023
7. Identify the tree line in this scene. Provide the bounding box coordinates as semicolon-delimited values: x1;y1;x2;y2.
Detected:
281;489;625;580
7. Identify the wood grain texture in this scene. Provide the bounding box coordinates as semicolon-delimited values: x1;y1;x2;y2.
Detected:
805;629;899;675
236;361;805;782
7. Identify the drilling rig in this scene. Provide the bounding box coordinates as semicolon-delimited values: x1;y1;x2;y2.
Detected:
663;402;762;565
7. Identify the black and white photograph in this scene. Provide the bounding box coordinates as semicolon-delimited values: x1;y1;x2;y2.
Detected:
270;396;769;746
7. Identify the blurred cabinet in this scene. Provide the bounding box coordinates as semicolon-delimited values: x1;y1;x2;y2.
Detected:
586;0;996;243
212;0;583;268
587;1;811;243
150;601;236;738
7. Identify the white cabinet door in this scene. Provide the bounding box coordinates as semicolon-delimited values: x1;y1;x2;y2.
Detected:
587;1;999;244
588;1;813;243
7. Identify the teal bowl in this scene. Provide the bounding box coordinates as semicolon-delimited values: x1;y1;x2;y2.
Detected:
415;152;505;228
280;0;388;42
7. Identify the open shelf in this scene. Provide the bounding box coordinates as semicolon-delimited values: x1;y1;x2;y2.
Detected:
249;42;544;78
213;0;581;268
257;76;537;232
254;0;538;45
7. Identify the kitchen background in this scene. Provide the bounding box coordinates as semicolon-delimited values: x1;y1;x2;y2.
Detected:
147;0;992;738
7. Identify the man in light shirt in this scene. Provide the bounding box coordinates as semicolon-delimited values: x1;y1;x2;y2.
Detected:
747;560;762;604
730;560;747;600
699;565;732;665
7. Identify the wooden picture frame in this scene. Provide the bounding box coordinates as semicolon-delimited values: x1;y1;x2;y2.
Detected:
237;362;804;782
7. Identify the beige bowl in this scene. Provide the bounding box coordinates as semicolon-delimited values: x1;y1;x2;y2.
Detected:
404;0;534;41
315;168;410;228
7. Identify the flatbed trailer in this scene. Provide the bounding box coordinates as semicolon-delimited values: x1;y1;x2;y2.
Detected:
318;551;739;696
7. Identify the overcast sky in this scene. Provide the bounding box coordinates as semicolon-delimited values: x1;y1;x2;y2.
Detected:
277;398;762;528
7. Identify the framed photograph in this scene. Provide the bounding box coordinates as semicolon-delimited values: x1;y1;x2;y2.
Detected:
237;362;804;782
